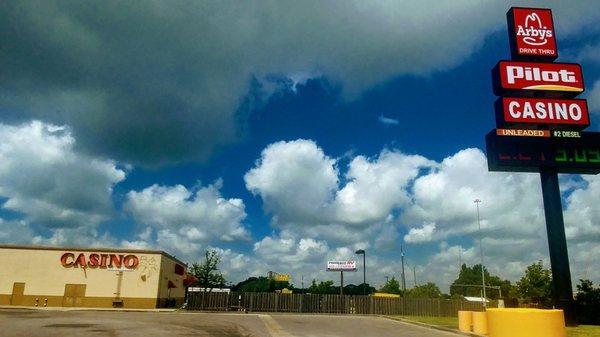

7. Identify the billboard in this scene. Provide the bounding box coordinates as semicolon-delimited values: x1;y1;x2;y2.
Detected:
327;261;357;271
495;97;589;129
485;130;600;174
274;274;291;282
507;7;557;60
492;61;584;98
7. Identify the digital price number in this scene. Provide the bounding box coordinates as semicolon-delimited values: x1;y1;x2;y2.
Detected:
555;147;600;163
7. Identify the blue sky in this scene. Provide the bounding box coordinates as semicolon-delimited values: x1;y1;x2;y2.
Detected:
1;1;600;291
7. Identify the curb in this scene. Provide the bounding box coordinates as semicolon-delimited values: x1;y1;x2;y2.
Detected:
383;316;486;337
0;305;178;313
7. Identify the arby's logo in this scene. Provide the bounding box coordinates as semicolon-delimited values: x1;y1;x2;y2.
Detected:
517;12;553;46
508;8;557;58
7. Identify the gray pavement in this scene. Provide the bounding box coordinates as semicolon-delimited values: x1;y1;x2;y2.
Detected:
0;308;460;337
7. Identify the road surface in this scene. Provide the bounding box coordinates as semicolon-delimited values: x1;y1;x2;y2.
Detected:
0;308;460;337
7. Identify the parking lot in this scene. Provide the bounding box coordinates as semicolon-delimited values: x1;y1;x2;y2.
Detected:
0;308;460;337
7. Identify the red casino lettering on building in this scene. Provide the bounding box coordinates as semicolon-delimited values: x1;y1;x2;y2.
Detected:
60;252;139;269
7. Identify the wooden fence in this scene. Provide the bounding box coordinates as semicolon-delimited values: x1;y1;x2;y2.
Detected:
186;292;488;317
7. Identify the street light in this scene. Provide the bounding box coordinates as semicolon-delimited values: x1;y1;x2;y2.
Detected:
474;199;487;308
355;249;366;295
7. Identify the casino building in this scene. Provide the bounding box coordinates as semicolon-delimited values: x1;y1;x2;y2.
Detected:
0;245;187;309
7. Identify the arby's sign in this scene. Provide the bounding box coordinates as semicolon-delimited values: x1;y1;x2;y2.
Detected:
507;7;557;59
60;252;139;269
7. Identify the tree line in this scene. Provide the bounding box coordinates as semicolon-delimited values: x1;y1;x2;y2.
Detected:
186;250;599;324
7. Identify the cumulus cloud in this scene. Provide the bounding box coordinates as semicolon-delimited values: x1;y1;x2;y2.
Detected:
244;142;600;289
2;1;598;165
404;223;437;243
245;139;433;243
124;180;250;259
0;120;125;231
245;139;339;225
587;80;600;114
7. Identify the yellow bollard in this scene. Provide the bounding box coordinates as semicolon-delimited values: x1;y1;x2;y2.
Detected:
472;311;488;335
458;311;473;333
487;308;565;337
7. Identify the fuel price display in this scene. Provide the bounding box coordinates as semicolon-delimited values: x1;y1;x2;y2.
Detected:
486;130;600;174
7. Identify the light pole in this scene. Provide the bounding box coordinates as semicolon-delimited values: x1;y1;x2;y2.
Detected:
400;245;406;292
474;199;487;308
355;249;366;295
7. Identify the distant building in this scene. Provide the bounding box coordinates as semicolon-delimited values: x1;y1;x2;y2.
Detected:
0;244;187;309
463;296;490;303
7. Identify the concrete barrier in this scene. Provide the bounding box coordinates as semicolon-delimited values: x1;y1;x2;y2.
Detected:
458;311;472;333
486;308;566;337
472;311;488;335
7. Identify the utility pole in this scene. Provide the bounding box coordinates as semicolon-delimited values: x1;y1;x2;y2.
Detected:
412;266;417;287
401;245;406;292
474;199;487;308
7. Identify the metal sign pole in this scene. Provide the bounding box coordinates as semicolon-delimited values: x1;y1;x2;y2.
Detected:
540;167;576;326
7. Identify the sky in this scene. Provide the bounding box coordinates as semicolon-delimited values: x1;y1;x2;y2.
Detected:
1;0;600;292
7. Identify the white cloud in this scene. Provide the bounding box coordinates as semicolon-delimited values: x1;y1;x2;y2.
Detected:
124;180;250;259
564;175;600;242
378;115;399;125
403;148;544;240
335;150;434;224
404;223;436;243
0;120;125;230
243;142;600;289
245;139;339;225
245;139;433;243
587;80;600;114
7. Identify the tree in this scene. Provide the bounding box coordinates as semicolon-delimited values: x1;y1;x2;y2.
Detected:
516;261;553;307
379;277;401;294
231;276;291;293
189;249;226;289
405;282;443;298
574;279;600;324
450;264;514;300
307;280;335;294
343;283;376;295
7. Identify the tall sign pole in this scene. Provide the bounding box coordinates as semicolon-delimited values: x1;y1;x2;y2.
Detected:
474;199;486;308
486;7;600;325
540;167;574;319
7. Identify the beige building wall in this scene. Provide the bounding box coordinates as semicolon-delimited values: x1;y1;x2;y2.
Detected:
0;246;186;309
156;254;186;307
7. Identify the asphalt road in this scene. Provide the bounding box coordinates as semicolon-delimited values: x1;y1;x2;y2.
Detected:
0;309;460;337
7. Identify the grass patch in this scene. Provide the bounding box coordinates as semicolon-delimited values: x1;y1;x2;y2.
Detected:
567;325;600;337
391;315;600;337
